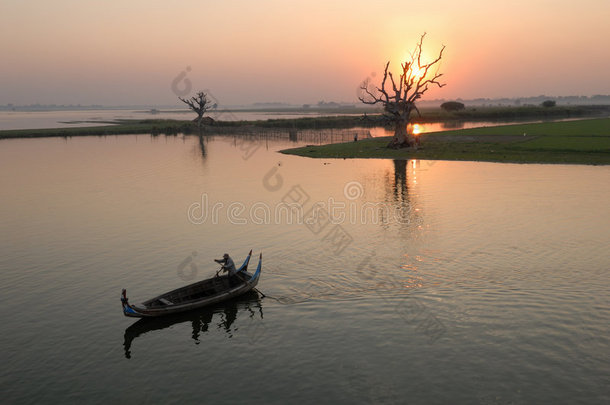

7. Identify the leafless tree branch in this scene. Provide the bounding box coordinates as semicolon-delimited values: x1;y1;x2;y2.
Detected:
179;91;212;127
358;33;446;148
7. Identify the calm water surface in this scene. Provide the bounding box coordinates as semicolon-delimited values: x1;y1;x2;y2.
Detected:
0;133;608;404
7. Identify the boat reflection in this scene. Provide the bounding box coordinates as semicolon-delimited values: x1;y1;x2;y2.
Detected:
123;291;263;359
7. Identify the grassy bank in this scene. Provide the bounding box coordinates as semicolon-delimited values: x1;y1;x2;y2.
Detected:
0;119;197;139
280;118;610;165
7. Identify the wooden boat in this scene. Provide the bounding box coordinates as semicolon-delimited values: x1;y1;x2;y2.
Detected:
123;290;262;358
121;250;262;318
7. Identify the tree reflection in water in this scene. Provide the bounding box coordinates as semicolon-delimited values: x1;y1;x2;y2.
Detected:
123;291;263;359
393;159;408;203
378;159;423;231
198;134;206;160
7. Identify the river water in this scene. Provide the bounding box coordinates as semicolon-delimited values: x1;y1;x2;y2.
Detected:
0;133;608;404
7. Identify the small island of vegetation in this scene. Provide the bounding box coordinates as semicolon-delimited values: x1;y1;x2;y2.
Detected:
280;118;610;165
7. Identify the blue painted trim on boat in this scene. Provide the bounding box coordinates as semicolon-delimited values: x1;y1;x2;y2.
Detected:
123;305;139;316
236;251;252;273
250;254;262;281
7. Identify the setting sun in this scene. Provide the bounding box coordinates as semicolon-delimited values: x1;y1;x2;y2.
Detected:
408;123;423;135
409;64;425;80
400;47;436;82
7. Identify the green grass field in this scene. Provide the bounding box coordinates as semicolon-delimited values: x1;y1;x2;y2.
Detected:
280;118;610;165
431;118;610;137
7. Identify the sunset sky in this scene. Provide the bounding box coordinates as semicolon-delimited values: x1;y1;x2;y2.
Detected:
1;0;609;106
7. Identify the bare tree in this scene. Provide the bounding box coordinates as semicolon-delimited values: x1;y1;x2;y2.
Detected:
359;34;445;148
179;91;213;127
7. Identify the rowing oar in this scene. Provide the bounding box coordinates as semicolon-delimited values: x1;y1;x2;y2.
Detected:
235;272;267;298
216;267;267;298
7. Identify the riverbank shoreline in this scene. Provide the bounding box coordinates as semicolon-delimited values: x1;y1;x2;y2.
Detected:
280;118;610;165
1;105;608;139
2;110;609;164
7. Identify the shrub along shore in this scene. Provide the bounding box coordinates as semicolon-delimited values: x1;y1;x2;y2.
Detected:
280;118;610;165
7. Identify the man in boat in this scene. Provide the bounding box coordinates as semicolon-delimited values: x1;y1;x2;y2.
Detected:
214;253;237;286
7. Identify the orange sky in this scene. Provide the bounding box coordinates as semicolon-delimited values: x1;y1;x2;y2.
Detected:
1;0;609;105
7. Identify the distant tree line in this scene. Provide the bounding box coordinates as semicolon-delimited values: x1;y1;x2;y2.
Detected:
541;100;556;108
441;101;465;111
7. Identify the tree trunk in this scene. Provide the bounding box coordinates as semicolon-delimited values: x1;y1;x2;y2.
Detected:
389;118;413;148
